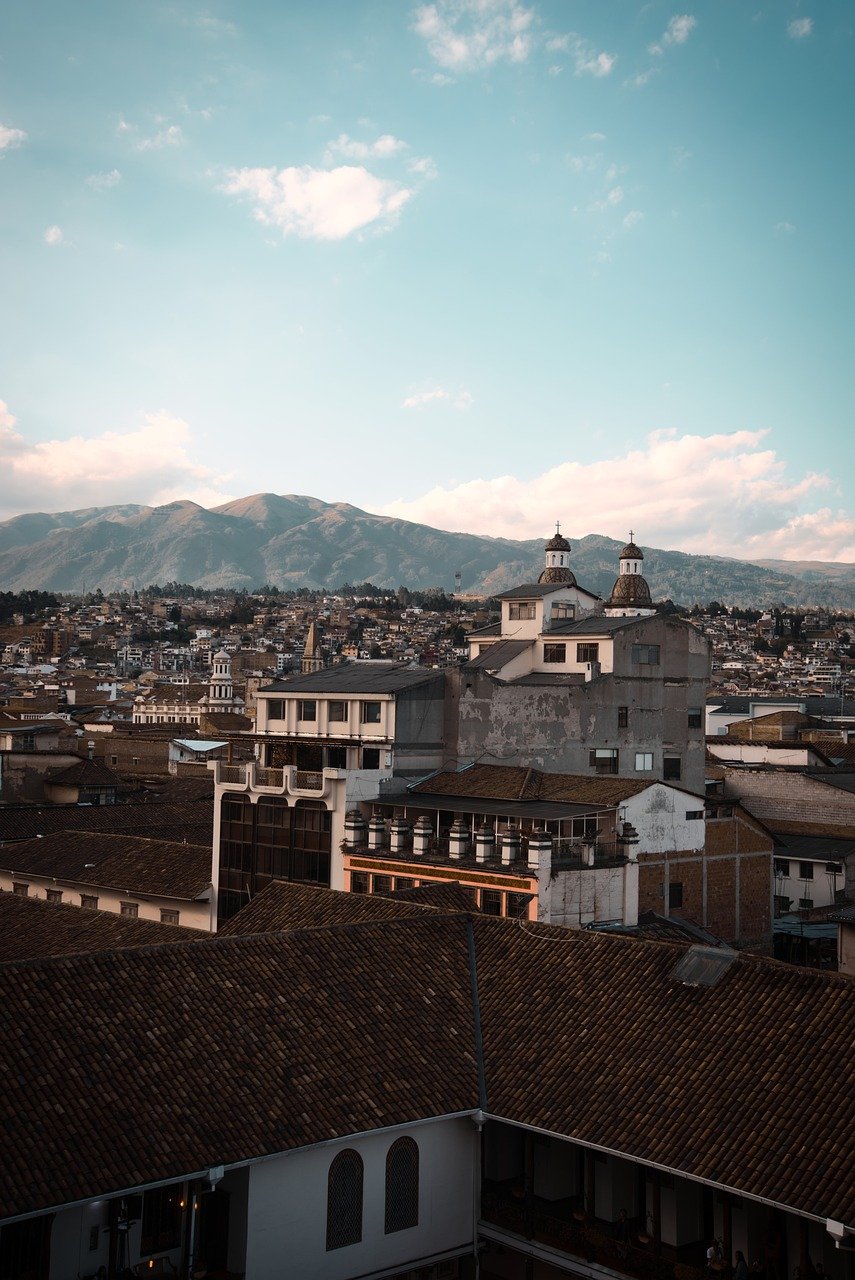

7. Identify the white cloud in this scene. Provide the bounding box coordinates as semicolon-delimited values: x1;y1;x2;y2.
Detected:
774;220;796;234
590;185;624;212
408;154;438;179
193;11;238;37
547;33;615;76
413;0;535;71
325;132;409;161
222;164;414;240
401;386;473;410
0;402;234;518
380;429;855;561
583;132;607;143
623;209;644;229
625;67;659;88
44;225;64;246
650;13;697;54
86;168;122;190
0;123;27;151
787;17;813;38
119;117;185;151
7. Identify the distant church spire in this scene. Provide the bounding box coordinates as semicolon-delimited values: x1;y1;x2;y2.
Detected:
301;621;324;673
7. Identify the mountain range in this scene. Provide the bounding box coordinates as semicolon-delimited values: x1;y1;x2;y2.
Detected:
0;494;852;608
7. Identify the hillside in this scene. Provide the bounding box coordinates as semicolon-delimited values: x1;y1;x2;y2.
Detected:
0;495;852;608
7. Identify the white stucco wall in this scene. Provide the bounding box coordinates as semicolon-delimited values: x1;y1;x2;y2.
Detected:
244;1118;477;1280
623;785;705;856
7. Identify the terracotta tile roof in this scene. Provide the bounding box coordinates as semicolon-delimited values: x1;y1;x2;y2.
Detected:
765;819;855;840
0;797;213;846
1;915;854;1228
45;758;121;787
473;917;855;1226
0;893;205;962
410;763;651;806
0;832;211;901
0;918;478;1219
217;880;435;935
388;881;482;913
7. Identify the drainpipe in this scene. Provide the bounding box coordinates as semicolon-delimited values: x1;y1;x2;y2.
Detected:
472;1110;485;1278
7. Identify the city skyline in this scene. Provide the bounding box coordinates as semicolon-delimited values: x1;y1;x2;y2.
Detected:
1;0;853;562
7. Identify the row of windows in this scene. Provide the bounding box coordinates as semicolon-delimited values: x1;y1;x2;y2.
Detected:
774;859;842;880
9;885;180;922
350;872;531;918
327;1138;418;1251
266;698;384;724
589;750;682;779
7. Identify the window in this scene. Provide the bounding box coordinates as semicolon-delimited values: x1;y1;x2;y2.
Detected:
110;755;118;765
635;752;653;771
631;644;660;665
361;700;382;724
385;1137;419;1234
617;706;628;728
46;889;62;904
543;643;566;664
298;699;317;722
89;1226;99;1252
507;892;532;919
361;747;381;770
80;894;98;910
481;889;503;916
351;871;370;894
799;897;814;910
120;902;139;918
141;1186;182;1256
0;1215;53;1280
686;810;704;821
773;894;791;917
267;698;284;719
160;908;180;925
669;882;684;909
394;877;416;890
132;757;140;766
327;1150;363;1250
826;862;843;875
12;882;29;898
372;874;393;894
774;858;790;877
328;700;348;722
799;862;814;880
663;756;682;781
589;748;618;775
508;602;536;620
552;602;575;621
326;746;347;769
577;643;599;663
688;707;703;728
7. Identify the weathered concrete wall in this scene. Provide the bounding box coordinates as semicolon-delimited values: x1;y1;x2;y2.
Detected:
453;615;709;796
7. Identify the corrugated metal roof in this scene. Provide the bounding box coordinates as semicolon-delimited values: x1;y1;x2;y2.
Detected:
467;640;531;670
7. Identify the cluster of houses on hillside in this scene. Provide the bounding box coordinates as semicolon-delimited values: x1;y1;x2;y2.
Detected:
1;529;853;1280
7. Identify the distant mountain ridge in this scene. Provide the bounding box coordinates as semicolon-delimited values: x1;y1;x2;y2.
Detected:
0;494;852;608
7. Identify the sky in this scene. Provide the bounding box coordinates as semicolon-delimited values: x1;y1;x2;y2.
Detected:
0;0;853;562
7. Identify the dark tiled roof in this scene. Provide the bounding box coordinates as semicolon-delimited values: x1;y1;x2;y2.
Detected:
765;820;855;840
466;622;501;639
494;584;564;599
466;640;531;670
0;797;213;846
548;614;646;635
0;916;854;1225
0;918;478;1219
260;662;442;694
388;881;481;913
0;832;211;901
473;917;855;1227
46;758;121;787
409;763;651;806
0;893;204;962
217;880;435;935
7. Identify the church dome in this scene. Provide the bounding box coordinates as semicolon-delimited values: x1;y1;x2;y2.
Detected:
545;531;571;553
608;573;652;607
620;540;643;560
539;565;577;585
538;522;575;583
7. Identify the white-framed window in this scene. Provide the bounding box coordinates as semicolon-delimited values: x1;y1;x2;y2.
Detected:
635;752;653;771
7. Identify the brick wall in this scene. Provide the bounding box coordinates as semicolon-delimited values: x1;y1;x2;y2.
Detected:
637;807;772;948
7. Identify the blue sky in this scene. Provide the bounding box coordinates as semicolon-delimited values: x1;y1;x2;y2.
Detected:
0;0;852;561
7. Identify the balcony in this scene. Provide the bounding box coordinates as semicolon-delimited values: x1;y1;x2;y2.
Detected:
482;1186;708;1280
210;761;331;797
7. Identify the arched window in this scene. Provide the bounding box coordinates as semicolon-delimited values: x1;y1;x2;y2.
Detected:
326;1149;363;1251
385;1137;419;1234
